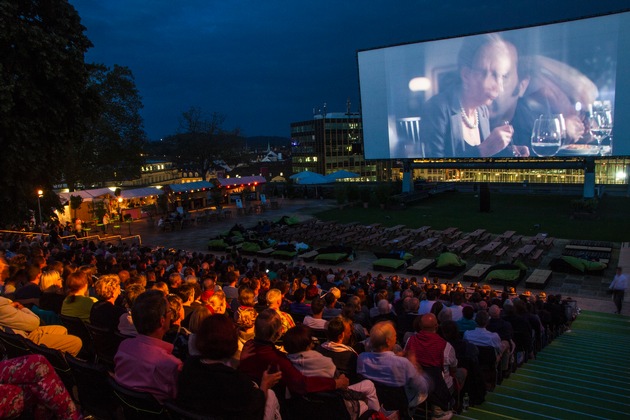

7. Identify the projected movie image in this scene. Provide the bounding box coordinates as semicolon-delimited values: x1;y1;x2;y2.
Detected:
358;12;630;159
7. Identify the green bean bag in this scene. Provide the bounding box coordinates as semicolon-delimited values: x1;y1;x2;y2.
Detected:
373;258;407;272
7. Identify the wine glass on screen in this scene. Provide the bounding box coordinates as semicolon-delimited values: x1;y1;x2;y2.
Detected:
530;115;562;157
590;104;612;155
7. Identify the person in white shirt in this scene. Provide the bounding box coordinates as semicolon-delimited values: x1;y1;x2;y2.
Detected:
609;267;628;314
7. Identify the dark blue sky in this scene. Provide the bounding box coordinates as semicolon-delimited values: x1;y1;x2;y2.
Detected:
70;0;627;140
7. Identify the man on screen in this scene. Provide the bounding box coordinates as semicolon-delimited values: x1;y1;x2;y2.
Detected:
489;41;599;152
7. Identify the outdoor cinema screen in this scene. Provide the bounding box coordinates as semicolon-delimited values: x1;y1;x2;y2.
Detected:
358;11;630;160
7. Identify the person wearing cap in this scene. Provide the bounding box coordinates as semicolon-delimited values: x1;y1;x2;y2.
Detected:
609;267;628;314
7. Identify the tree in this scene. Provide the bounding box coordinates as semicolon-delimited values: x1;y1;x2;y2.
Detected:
69;195;83;220
0;0;93;225
62;64;146;191
169;107;243;180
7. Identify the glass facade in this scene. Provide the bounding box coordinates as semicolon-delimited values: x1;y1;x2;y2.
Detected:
290;113;392;181
411;159;629;185
291;113;629;186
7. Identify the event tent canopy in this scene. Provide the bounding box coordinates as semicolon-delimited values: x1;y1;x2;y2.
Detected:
58;187;113;203
325;170;360;181
119;187;164;199
217;175;266;188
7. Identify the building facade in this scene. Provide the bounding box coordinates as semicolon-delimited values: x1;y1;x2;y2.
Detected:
291;111;394;181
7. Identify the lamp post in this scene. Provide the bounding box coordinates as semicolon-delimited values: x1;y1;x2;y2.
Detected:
37;189;43;233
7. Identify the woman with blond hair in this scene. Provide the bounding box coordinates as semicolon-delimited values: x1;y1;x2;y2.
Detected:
90;274;126;331
38;270;65;314
266;288;295;336
206;290;227;315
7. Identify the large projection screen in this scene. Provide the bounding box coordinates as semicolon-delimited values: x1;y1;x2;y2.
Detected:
358;11;630;160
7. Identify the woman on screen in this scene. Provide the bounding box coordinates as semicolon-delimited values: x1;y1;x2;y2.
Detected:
420;34;529;158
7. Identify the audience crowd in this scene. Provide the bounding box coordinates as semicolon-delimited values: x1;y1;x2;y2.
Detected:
0;231;576;419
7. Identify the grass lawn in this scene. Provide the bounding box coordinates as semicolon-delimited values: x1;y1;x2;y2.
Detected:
314;191;630;242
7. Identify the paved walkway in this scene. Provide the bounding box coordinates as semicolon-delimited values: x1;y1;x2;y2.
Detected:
116;198;626;316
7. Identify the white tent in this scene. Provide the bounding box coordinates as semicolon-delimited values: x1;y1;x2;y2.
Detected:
119;187;164;199
58;187;113;204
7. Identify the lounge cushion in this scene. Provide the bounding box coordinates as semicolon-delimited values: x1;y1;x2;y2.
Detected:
486;269;521;283
271;250;297;259
241;242;262;253
436;252;466;268
315;253;349;264
207;239;227;250
373;258;407;272
561;256;587;272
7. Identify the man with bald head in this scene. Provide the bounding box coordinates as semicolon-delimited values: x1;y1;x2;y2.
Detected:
357;321;429;408
404;314;459;417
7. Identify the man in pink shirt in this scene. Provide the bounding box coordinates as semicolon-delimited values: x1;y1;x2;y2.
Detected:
114;290;183;402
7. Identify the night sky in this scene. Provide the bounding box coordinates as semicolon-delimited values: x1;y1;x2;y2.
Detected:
70;0;627;141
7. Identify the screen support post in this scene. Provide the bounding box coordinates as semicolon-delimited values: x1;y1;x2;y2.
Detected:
402;160;414;193
583;157;596;199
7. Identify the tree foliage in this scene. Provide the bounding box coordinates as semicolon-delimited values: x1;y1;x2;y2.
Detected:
0;1;146;226
63;64;146;191
148;107;243;180
0;0;93;224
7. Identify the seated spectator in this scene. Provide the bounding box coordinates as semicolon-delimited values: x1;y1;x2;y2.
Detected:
90;274;126;331
463;310;508;363
440;320;484;406
289;288;311;316
418;289;439;315
370;299;398;327
285;324;380;418
207;290;228;316
187;306;212;358
0;354;80;419
61;271;97;322
486;304;515;373
177;314;282;419
38;269;65;314
163;294;191;362
239;309;348;398
0;296;82;356
117;283;145;337
369;290;390;319
504;299;534;364
449;292;465;322
316;316;360;383
404;314;459;417
151;281;170;295
346;295;371;330
235;287;256;321
222;271;239;304
357;321;430;408
397;297;420;339
322;288;343;320
303;296;328;330
266;288;295;336
168;272;182;294
456;306;477;333
177;283;199;328
114;290;183;402
234;306;258;365
13;265;42;302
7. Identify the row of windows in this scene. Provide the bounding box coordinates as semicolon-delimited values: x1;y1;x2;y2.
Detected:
413;160;629;185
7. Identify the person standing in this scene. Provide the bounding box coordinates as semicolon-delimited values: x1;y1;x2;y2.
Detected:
609;267;628;314
102;212;110;233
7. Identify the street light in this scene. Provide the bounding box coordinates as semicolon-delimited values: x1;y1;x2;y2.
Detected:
37;189;43;233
